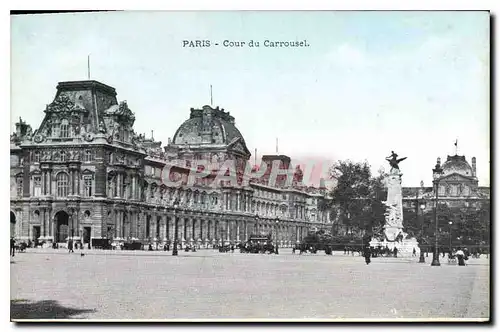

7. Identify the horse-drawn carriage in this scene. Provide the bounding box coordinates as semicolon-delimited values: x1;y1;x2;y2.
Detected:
240;235;276;254
122;241;143;250
293;243;319;254
14;242;28;253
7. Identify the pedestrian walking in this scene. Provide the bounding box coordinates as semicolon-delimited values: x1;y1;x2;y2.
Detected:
456;249;466;266
10;237;15;257
394;247;398;258
68;238;74;253
363;246;371;265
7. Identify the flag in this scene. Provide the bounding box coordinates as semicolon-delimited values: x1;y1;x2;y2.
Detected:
454;139;457;147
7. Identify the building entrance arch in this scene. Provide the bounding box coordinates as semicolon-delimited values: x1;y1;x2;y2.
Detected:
10;211;16;238
54;211;70;243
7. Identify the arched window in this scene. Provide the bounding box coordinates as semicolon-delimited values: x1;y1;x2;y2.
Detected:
60;119;69;138
56;172;69;197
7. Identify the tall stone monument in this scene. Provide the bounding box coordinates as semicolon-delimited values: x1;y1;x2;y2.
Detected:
383;151;406;241
370;151;419;258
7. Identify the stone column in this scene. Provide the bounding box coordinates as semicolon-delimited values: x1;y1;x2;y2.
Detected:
48;169;53;195
114;210;120;238
120;173;125;197
244;221;248;241
46;170;50;195
47;209;53;239
76;170;80;196
122;211;127;238
207;220;211;240
152;214;157;240
128;211;134;238
213;220;218;241
165;215;170;241
117;175;121;198
170;215;175;241
192;218;197;241
135;212;140;239
198;218;201;241
41;209;46;237
121;211;125;238
73;170;77;195
180;217;185;242
236;222;240;242
75;209;80;239
185;217;191;241
131;176;135;200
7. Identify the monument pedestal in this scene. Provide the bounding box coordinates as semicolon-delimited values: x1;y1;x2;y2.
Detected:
370;236;420;258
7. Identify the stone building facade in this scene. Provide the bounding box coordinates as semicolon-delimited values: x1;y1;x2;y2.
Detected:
10;80;331;248
401;154;490;238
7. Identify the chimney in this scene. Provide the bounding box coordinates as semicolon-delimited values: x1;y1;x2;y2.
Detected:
472;157;476;177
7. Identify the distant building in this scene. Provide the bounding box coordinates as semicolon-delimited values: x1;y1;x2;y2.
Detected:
401;154;490;243
10;80;331;247
402;154;490;209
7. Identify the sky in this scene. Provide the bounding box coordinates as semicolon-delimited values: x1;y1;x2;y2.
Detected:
10;11;490;187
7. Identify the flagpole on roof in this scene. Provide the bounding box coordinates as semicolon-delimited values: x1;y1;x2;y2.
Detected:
88;54;91;80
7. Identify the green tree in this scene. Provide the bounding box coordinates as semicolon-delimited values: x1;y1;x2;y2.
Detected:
328;160;387;236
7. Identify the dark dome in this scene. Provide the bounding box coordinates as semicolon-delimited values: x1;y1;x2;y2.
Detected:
172;106;247;146
441;155;473;177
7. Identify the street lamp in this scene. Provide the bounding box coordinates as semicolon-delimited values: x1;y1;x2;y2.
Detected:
431;178;441;266
275;217;280;254
419;201;426;263
172;199;179;256
448;221;453;253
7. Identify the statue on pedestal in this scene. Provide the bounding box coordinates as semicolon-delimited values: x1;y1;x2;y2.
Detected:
370;151;420;258
386;151;407;172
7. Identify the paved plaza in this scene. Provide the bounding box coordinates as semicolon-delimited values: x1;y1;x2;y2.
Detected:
10;248;489;321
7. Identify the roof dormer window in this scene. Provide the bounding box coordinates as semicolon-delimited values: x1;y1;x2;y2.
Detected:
60;119;69;138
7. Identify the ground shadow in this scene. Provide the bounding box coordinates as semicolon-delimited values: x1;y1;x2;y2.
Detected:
11;299;96;320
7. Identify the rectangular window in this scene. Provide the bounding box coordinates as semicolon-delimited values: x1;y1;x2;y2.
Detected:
84;175;93;197
84;150;93;162
33;176;42;196
33;151;40;163
16;178;23;197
